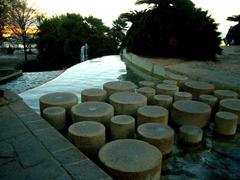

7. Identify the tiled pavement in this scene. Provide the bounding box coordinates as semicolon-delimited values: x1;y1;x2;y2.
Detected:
0;90;112;180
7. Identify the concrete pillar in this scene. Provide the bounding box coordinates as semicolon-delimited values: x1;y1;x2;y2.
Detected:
81;88;107;102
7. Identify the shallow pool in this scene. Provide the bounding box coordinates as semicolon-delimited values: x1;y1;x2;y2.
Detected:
19;55;142;113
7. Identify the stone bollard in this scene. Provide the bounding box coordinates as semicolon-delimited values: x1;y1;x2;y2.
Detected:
174;91;192;102
137;123;174;157
153;95;173;110
137;105;169;125
215;111;238;136
39;92;78;124
171;100;211;128
156;84;179;96
139;80;155;88
99;139;162;180
109;92;147;117
179;125;203;146
71;101;114;129
110;115;135;140
103;81;136;99
43;106;66;131
81;88;107;102
167;74;188;88
136;87;156;105
183;81;215;100
68;121;105;156
163;79;178;85
214;89;239;101
219;99;240;125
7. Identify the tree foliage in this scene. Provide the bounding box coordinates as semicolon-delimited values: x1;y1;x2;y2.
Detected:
226;14;240;45
37;13;118;70
122;0;222;61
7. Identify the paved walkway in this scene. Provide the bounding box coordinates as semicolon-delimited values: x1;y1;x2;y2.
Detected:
0;90;111;180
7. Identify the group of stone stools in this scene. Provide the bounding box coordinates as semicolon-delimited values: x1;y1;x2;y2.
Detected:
39;78;240;180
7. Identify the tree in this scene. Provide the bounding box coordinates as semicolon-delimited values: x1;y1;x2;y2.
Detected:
110;16;128;49
122;0;222;61
36;14;118;70
226;14;240;45
0;0;17;43
5;0;40;62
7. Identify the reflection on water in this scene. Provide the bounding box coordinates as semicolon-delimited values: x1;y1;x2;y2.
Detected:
19;55;142;113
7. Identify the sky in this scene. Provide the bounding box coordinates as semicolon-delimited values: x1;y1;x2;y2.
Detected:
28;0;240;38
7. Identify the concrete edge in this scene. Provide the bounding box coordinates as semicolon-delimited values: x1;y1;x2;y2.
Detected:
0;70;22;83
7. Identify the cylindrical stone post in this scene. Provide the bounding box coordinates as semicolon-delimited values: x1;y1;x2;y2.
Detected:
103;81;136;99
183;81;215;100
137;105;169;125
167;74;188;88
81;88;107;102
137;123;174;156
163;79;178;85
153;95;173;110
174;91;192;102
110;115;135;140
179;125;203;145
99;139;162;180
136;87;156;105
68;121;105;155
156;84;179;96
109;92;147;117
215;111;238;136
139;80;155;88
219;99;240;125
171;100;211;128
43;106;66;131
71;101;114;129
214;90;239;101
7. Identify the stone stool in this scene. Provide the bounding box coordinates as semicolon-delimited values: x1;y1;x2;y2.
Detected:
183;81;215;100
68;121;105;155
109;92;147;117
137;105;169;125
179;125;203;145
136;87;156;105
163;79;178;85
174;91;192;102
219;99;240;125
199;94;218;109
156;84;179;96
103;81;136;98
171;100;211;128
71;101;114;129
39;92;78;123
153;95;173;110
137;123;174;156
167;73;188;88
139;80;155;88
43;106;66;131
214;89;239;101
99;139;162;180
110;115;135;140
215;111;238;136
81;88;107;102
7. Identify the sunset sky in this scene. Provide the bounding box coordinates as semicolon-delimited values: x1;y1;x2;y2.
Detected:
28;0;240;37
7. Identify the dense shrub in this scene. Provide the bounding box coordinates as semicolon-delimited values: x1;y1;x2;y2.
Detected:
122;0;222;61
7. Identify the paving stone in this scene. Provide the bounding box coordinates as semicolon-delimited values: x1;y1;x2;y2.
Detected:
64;159;111;180
26;159;72;180
25;119;52;132
53;147;87;166
0;142;15;165
13;132;51;168
19;113;42;123
33;128;73;153
0;122;28;141
9;101;33;117
0;160;26;179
